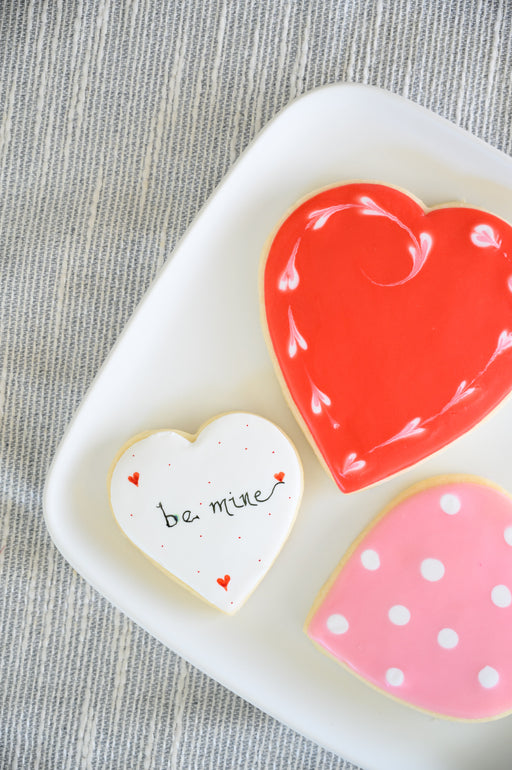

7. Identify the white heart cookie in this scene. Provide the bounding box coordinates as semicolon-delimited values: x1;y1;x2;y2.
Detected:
109;412;303;613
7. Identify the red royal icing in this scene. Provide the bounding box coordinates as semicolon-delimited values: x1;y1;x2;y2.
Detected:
217;574;230;591
274;471;285;482
128;472;140;486
262;183;512;492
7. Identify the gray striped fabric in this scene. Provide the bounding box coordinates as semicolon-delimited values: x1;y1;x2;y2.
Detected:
1;1;511;768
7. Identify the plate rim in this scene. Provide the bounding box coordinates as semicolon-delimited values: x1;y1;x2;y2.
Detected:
43;82;512;770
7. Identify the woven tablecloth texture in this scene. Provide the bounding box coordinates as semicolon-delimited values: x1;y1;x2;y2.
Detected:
1;1;512;768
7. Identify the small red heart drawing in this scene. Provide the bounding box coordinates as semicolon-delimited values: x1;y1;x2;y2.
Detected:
128;472;140;487
263;183;512;493
217;574;230;591
274;471;285;482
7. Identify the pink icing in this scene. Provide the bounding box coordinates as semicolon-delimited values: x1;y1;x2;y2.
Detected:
306;479;512;719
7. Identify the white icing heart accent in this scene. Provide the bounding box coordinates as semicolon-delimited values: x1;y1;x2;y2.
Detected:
109;413;303;613
278;239;301;291
287;306;308;358
342;452;366;474
471;224;501;249
311;382;331;414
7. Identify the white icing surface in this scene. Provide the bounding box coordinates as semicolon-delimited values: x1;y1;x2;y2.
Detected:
388;605;411;626
437;628;459;649
360;549;380;571
385;668;404;687
491;584;511;608
420;557;445;582
478;666;499;689
440;493;461;515
326;614;349;635
109;413;303;613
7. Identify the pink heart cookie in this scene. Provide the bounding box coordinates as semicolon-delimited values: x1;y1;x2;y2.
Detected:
306;476;512;720
261;183;512;492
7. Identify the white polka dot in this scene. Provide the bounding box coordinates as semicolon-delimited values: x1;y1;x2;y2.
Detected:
437;628;459;649
420;558;445;582
478;666;499;689
388;605;411;626
491;585;512;608
360;549;380;570
440;493;461;515
386;668;404;687
326;614;349;634
504;526;512;546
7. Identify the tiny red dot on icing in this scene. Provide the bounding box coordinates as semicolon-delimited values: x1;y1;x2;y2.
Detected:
268;512;272;516
200;502;202;505
272;451;275;454
258;559;261;562
197;570;200;573
238;536;241;539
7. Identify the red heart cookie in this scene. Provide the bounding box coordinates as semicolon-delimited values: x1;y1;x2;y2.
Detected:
262;183;512;493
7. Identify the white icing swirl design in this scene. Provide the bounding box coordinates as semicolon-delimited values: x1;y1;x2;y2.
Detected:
376;417;426;448
305;195;434;287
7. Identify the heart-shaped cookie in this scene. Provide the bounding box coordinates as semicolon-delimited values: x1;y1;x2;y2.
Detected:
109;413;303;613
306;476;512;720
261;183;512;492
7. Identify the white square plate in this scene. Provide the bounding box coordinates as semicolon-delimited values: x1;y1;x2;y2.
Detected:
44;84;512;770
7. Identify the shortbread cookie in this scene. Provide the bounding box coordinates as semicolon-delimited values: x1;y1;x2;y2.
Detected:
305;476;512;720
261;183;512;492
109;412;303;614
